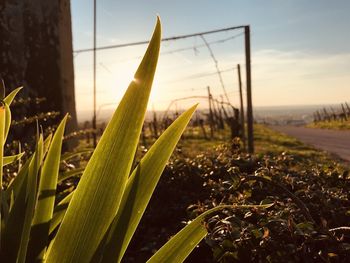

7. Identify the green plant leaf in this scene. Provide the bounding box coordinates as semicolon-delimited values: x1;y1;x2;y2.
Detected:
58;168;84;183
1;190;10;222
99;104;197;263
1;137;43;262
5;134;51;202
3;87;22;144
17;136;44;263
27;115;67;261
147;204;273;263
3;87;23;105
3;152;25;167
4;159;31;203
61;148;93;162
1;168;29;261
3;103;11;144
49;191;74;235
0;103;5;248
43;133;53;155
0;79;5;99
45;18;161;263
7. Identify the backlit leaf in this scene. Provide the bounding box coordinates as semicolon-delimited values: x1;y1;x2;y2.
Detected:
99;104;197;262
45;17;161;263
3;152;25;167
27;115;67;261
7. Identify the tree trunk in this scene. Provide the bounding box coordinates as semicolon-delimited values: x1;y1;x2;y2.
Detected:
0;0;77;147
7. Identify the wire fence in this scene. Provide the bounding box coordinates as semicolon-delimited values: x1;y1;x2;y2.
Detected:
72;21;253;151
73;27;247;124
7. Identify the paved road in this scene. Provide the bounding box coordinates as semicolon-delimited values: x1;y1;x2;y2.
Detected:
270;126;350;162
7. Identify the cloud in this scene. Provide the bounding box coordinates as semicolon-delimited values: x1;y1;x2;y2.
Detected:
250;49;350;106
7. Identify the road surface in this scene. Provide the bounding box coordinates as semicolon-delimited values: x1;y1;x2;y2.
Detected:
270;126;350;162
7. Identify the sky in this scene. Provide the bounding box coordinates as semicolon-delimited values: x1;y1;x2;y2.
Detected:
71;0;350;121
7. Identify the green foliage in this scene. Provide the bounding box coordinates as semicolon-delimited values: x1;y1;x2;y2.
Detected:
203;148;350;262
1;18;266;263
176;137;349;262
124;131;349;262
307;119;350;130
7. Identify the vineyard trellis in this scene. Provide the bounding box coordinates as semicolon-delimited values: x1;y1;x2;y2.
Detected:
74;8;254;152
313;102;350;123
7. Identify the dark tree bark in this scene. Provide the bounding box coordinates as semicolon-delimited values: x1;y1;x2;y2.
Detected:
0;0;77;144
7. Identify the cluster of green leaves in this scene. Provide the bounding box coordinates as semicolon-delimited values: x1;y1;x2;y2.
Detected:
121;140;254;261
1;18;261;263
187;143;349;262
125;133;349;262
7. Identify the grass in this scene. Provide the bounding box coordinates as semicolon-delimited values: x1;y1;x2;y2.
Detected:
177;124;329;157
178;130;228;158
255;124;327;158
307;119;350;130
254;124;348;170
173;123;347;170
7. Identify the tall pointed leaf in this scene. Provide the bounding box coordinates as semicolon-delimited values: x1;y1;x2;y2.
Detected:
3;103;11;144
5;134;51;201
61;148;93;162
17;136;44;263
58;168;84;183
27;115;67;261
5;134;52;204
1;139;43;262
0;79;5;99
1;191;10;223
49;191;74;235
3;87;22;105
43;133;53;156
0;103;5;249
3;152;25;167
3;87;22;143
99;105;197;262
45;18;161;263
4;160;31;204
1;171;29;261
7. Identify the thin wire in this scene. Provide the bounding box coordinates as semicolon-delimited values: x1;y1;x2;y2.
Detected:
161;33;244;56
161;67;236;84
74;32;244;64
99;63;113;74
80;65;242;108
200;35;231;105
93;0;97;146
74;25;246;54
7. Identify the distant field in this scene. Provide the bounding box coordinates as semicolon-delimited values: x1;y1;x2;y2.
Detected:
180;124;342;163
